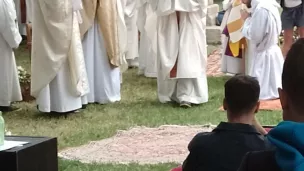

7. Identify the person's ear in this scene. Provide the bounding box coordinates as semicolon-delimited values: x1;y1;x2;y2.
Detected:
254;101;260;113
223;98;227;111
279;88;288;110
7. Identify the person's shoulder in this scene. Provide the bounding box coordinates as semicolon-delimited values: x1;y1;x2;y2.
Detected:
246;150;277;166
194;131;213;137
248;150;276;159
188;132;214;149
240;150;280;171
191;132;213;142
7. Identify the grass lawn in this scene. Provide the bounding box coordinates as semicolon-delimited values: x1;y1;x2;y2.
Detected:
8;42;283;170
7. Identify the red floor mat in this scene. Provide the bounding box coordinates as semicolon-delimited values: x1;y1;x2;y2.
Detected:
219;99;282;111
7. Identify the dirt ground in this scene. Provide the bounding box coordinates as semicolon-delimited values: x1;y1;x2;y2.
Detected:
59;125;216;164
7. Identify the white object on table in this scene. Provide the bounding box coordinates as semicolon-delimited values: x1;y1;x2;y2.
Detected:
0;140;28;151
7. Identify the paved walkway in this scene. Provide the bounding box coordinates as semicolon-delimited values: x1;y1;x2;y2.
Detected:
207;49;223;77
59;125;216;164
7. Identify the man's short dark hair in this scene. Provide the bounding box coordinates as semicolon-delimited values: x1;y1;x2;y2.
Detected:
225;75;260;114
282;38;304;111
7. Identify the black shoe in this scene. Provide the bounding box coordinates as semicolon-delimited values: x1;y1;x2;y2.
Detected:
50;110;79;118
0;106;21;112
180;102;191;108
50;110;79;114
82;104;87;109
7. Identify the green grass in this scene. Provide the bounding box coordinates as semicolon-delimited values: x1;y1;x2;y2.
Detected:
59;160;176;171
9;42;282;170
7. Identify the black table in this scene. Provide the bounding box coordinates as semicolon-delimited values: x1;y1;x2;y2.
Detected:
0;136;58;171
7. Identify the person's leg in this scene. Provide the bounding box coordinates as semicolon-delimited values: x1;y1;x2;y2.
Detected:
176;78;193;108
296;7;304;38
281;8;295;58
176;77;208;108
157;76;177;103
298;27;304;38
282;29;294;58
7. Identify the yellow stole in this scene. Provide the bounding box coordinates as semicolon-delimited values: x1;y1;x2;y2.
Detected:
226;0;247;57
79;0;121;67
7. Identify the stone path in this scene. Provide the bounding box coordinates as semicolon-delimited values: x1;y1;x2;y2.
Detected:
59;125;216;164
207;49;223;77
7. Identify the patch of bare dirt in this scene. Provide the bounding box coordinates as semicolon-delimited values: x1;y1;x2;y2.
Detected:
59;125;216;164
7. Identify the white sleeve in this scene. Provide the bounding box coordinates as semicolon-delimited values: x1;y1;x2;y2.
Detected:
0;0;22;48
197;0;208;9
147;0;158;11
222;0;232;11
136;0;147;8
242;8;268;44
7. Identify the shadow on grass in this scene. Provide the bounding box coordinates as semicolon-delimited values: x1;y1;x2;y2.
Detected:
32;111;80;119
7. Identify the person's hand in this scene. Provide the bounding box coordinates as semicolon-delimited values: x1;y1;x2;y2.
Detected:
240;9;250;20
252;116;268;135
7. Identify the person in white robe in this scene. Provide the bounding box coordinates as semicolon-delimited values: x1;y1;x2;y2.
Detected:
14;0;32;36
241;0;284;100
137;0;157;78
148;0;209;108
121;0;139;67
221;0;248;75
31;0;89;113
79;0;127;104
13;0;25;35
0;0;23;112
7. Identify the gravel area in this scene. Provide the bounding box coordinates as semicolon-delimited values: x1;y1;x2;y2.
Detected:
59;124;216;164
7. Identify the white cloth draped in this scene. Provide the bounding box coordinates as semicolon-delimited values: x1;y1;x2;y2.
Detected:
68;13;89;98
31;0;89;97
0;0;23;106
242;0;284;100
34;1;89;113
220;0;241;74
37;60;87;113
148;0;208;104
25;0;32;23
121;0;139;66
82;20;121;104
157;74;209;104
137;0;157;77
117;0;129;74
221;40;242;74
149;0;208;79
220;0;253;75
221;38;255;75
